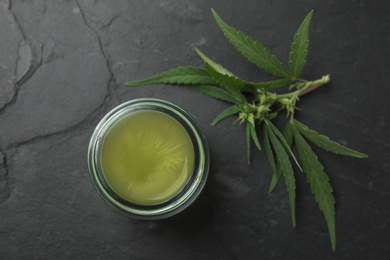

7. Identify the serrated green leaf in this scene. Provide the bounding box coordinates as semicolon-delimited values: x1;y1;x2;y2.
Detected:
266;123;296;226
266;120;296;192
212;105;240;126
249;123;262;150
188;85;236;103
284;120;295;147
211;9;291;78
292;124;336;252
204;62;251;92
265;120;296;192
125;66;214;87
251;78;293;90
195;48;234;76
197;47;292;91
204;62;248;102
266;120;302;171
289;10;313;78
196;51;292;91
293;120;368;158
264;124;281;193
246;122;251;164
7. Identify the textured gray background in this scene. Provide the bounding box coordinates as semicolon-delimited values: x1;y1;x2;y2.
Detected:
0;0;389;259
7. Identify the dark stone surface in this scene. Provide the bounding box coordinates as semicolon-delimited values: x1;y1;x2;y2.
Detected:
0;0;389;259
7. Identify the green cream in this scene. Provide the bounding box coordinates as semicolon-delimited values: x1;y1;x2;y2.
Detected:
100;110;195;205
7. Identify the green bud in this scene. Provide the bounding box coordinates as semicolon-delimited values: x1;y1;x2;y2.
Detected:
279;98;290;105
257;105;268;114
260;94;267;104
247;113;255;127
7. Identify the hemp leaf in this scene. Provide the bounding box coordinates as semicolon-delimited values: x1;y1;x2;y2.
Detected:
212;105;240;126
211;9;291;78
188;85;237;103
289;119;337;251
265;121;297;227
124;66;214;86
289;10;313;78
195;48;234;76
124;9;367;252
293;120;367;158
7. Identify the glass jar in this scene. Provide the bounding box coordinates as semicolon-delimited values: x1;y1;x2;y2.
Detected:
88;98;209;219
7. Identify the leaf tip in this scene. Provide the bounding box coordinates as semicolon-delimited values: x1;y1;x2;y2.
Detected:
331;236;336;252
305;10;314;21
124;81;137;87
357;153;369;159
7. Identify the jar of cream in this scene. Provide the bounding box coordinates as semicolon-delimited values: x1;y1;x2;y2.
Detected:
88;98;209;219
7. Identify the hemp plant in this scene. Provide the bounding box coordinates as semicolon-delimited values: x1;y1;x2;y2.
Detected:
125;9;367;251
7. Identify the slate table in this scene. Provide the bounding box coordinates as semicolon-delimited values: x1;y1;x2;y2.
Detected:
1;0;389;259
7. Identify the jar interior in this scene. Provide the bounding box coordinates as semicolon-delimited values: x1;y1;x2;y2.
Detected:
99;110;195;206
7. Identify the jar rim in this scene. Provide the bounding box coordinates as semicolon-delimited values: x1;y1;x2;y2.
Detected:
87;98;210;219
